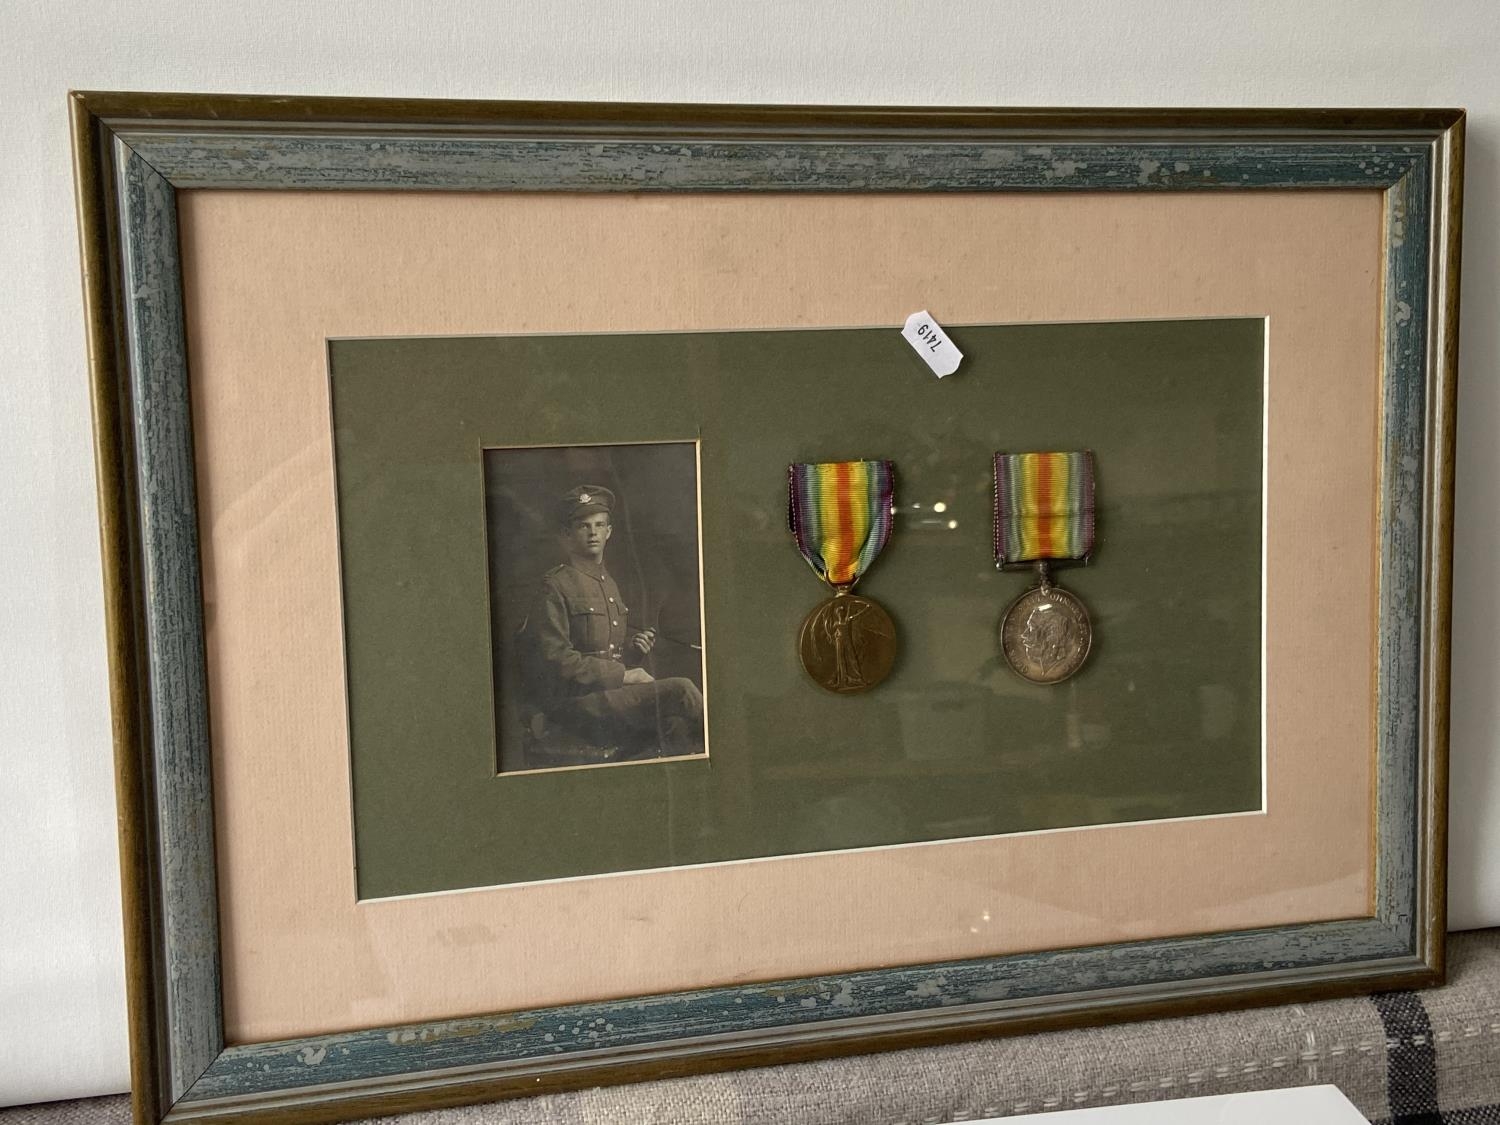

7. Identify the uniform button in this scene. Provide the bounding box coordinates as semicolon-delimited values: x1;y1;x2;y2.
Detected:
611;620;618;626
608;597;614;602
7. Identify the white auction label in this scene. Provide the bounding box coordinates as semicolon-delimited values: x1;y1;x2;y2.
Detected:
902;310;963;377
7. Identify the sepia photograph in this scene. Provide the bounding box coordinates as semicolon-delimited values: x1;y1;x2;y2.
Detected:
485;440;707;773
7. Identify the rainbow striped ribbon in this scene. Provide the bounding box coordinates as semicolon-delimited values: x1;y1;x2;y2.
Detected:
993;451;1096;565
788;461;896;589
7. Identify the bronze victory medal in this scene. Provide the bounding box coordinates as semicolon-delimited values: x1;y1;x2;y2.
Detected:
1000;582;1092;685
788;461;898;694
798;592;897;694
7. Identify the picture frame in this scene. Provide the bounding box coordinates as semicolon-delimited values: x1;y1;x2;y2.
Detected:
70;92;1463;1125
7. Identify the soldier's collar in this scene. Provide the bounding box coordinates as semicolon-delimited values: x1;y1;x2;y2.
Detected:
565;558;609;580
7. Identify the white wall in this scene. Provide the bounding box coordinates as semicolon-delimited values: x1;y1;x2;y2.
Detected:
3;0;1497;1105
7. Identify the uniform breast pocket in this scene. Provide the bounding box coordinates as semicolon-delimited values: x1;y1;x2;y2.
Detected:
564;595;609;652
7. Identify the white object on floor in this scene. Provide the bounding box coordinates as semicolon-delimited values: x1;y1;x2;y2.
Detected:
976;1084;1368;1124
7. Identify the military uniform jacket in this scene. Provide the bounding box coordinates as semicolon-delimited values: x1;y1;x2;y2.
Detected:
522;560;632;705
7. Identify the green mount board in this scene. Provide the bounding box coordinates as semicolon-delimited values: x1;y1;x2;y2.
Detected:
331;317;1265;898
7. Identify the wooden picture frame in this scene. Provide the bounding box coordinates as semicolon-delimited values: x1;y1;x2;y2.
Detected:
70;92;1463;1125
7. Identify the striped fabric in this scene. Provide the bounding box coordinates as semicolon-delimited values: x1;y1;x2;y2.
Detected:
19;931;1500;1123
787;461;895;588
993;450;1096;565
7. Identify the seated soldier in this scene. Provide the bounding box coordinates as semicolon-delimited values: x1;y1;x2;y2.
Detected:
519;484;704;761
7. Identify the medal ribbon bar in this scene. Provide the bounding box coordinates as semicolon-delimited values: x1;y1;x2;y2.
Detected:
788;460;895;588
993;450;1096;567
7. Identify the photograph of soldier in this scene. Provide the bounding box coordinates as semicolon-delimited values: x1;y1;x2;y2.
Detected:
484;442;706;772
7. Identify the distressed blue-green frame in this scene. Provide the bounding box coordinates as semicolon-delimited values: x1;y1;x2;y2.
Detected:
72;96;1462;1125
